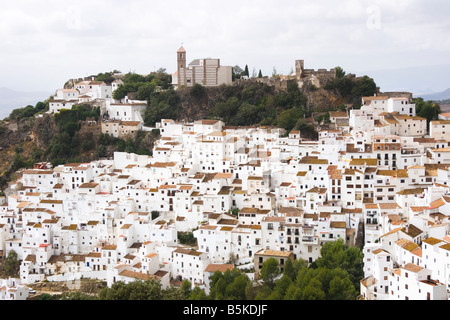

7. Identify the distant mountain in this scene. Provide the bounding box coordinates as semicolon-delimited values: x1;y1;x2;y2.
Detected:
419;88;450;101
0;87;52;120
357;64;450;98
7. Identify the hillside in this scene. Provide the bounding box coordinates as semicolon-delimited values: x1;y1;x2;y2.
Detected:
420;88;450;101
0;87;52;120
0;68;377;194
142;71;377;133
0;107;160;195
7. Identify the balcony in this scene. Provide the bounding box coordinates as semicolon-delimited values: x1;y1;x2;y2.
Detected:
302;236;318;244
365;224;380;231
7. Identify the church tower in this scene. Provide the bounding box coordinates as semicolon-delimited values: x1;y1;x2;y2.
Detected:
177;46;187;87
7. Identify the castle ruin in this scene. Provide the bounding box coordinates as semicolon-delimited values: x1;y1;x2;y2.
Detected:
251;59;336;92
295;59;336;89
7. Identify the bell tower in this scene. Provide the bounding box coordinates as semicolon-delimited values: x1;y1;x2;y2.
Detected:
177;45;187;86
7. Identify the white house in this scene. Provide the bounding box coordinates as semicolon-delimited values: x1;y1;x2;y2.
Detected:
389;263;447;300
0;278;29;300
171;247;211;286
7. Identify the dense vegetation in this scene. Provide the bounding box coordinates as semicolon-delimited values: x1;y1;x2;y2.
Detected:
0;67;440;194
0;251;21;277
0;67;442;301
0;100;160;193
323;66;378;107
112;69;172;101
45;104;100;165
49;239;363;301
142;80;319;138
136;66;378;140
414;97;442;125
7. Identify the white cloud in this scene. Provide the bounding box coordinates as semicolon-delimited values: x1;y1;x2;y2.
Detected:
0;0;449;92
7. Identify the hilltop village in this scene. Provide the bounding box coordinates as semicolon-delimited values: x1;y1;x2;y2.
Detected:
1;49;450;301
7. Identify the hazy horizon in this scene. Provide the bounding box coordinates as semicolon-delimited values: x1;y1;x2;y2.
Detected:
1;0;449;118
1;1;449;91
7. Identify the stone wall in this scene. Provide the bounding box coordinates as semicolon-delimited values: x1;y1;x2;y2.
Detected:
296;59;336;88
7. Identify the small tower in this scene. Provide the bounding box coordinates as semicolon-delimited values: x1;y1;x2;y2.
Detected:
177;45;187;86
295;60;304;80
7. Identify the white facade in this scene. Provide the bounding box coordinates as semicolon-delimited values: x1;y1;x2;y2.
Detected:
1;102;450;300
430;120;450;141
49;99;78;114
0;278;29;300
174;46;233;88
105;101;147;122
171;248;210;285
75;81;112;100
389;263;447;300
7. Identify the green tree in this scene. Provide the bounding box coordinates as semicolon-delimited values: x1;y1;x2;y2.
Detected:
301;278;326;300
136;82;156;101
178;231;197;246
98;279;163;300
259;258;280;288
190;83;207;101
188;286;208;300
210;275;227;300
283;283;302;300
277;108;304;132
234;103;260;126
244;65;249;77
113;84;131;100
415;97;441;126
333;77;354;97
151;210;160;220
232;65;244;81
254;285;273;300
314;239;364;291
225;274;250;300
95;144;107;158
270;274;292;299
162;286;186;300
335;66;346;78
283;258;307;281
124;72;147;84
294;117;317;140
245;280;257;300
96;72;115;84
144;89;181;126
352;75;377;97
39;293;56;300
35;101;47;112
11;153;32;172
212;97;241;125
328;276;357;300
208;268;250;300
3;250;20;276
181;279;192;298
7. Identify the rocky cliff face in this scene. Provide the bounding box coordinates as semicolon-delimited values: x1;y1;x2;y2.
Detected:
0;117;38;193
0;114;97;194
305;87;344;112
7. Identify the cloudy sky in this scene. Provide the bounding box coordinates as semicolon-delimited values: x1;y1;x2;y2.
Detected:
1;0;449;95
